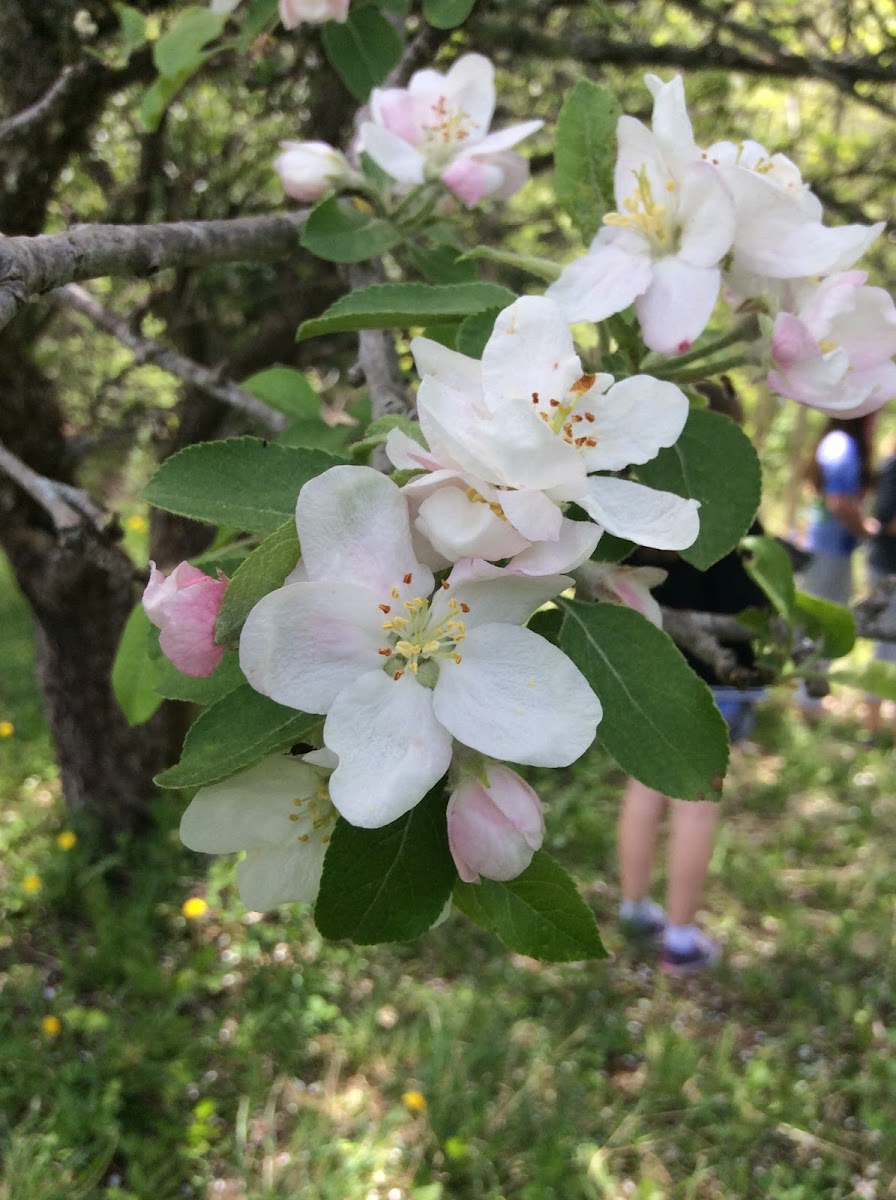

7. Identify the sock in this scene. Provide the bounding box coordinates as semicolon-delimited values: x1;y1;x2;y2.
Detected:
620;898;665;924
663;923;699;954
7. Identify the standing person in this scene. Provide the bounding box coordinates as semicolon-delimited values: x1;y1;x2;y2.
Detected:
865;445;896;739
616;380;769;974
798;415;878;716
803;416;878;606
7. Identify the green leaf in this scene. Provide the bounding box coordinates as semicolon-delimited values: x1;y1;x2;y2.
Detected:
297;282;516;340
140;71;193;132
456;308;502;359
422;0;476;28
153;6;225;77
115;3;147;54
636;409;761;570
320;6;403;101
406;242;479;284
276;420;353;454
350;414;424;461
559;599;728;800
742;535;796;620
155;685;318;789
525;606;563;646
238;0;280;48
554;80;621;239
459;246;561;283
794;590;856;659
829;660;896;701
143;437;340;533
301;197;402;264
314;782;455;943
152;650;245;705
589;530;635;564
241;367;320;422
215;520;300;644
112;604;164;726
453;851;606;962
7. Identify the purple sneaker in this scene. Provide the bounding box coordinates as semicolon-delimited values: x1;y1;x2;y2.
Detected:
619;903;666;941
660;931;720;975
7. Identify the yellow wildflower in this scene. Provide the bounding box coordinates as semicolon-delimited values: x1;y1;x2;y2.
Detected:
182;896;209;919
41;1015;61;1038
402;1090;427;1113
0;720;14;738
57;831;77;851
22;873;42;894
126;515;148;532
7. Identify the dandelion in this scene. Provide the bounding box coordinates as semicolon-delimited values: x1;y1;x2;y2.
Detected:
41;1015;61;1038
182;896;209;919
0;720;14;738
126;514;148;532
402;1090;427;1112
22;873;42;894
56;831;77;851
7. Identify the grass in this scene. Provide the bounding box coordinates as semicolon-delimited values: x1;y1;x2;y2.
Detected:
1;551;895;1200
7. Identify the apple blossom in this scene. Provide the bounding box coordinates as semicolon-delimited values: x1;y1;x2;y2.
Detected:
179;750;338;910
768;271;896;415
143;561;226;677
547;76;736;354
358;53;542;207
274;140;353;202
580;562;668;627
238;465;601;828
447;764;545;883
279;0;350;26
402;296;700;552
642;74;884;294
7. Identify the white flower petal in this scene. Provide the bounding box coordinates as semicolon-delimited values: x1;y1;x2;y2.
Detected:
646;74;697;165
239;581;383;713
614;115;673;209
509;518;601;575
498;487;563;541
384;427;441;472
581;476;700;550
416;486;530;562
434;560;570;628
442;52;496;136
481;297;584;412
411;336;484;395
547;238;653;324
296;465;432;596
358;122;426;185
237;840;326;909
180;754;320;853
467;119;543;156
635;258;720;355
324;671;453;828
432;625;601;766
676;162;736;267
581;375;689;471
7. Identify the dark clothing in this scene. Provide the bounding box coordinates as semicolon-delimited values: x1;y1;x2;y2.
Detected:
869;454;896;575
638;523;768;686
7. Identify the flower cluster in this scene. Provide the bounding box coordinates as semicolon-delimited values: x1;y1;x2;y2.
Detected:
274;53;542;207
546;75;893;415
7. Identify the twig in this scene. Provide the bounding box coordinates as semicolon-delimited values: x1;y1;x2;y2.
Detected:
0;210;308;334
56;284;288;434
0;436;101;533
0;62;90;142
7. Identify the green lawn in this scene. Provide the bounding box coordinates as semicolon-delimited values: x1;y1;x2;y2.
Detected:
1;554;894;1200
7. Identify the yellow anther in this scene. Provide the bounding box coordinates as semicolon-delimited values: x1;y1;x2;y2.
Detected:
422;640;441;655
408;661;419;674
382;620;394;631
453;653;463;664
298;834;310;842
394;640;416;657
391;586;400;598
665;179;676;191
289;813;300;822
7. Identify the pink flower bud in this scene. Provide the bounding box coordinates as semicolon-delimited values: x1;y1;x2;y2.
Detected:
143;561;227;678
278;0;349;28
274;140;352;202
447;766;545;884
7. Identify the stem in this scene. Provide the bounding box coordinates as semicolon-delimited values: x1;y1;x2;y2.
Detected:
652;353;751;384
646;328;750;372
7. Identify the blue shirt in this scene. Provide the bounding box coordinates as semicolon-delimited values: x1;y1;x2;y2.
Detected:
807;431;862;557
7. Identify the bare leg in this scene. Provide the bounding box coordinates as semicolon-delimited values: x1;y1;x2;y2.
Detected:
666;798;721;925
618;778;666;902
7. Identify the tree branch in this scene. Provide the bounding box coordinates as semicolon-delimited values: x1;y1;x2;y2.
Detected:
56;284;288;434
0;61;91;142
0;209;308;333
0;434;104;534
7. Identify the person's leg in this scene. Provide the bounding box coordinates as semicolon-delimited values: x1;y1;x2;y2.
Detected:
665;798;721;926
618;778;665;903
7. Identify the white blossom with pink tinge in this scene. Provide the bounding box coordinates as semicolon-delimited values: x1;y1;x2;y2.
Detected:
547;76;736;355
143;561;226;677
447;764;545;883
768;271;896;416
279;0;349;26
274;140;354;201
238;466;601;829
396;297;700;554
583;562;668;627
358;53;542;207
